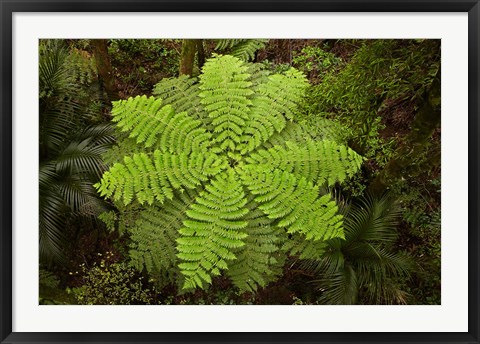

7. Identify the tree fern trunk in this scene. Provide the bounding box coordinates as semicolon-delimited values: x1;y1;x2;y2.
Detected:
369;70;441;195
179;39;197;76
196;40;205;70
91;39;118;101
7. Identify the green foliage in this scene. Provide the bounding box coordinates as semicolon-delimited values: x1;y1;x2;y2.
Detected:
96;55;364;292
72;252;155;305
226;200;284;292
215;39;268;61
393;177;441;304
177;170;249;289
128;188;200;288
304;39;440;164
40;269;61;289
298;194;413;305
39;40;115;263
246;140;363;186
108;39;180;94
39;269;76;305
152;75;206;120
292;45;342;81
309;40;440;115
112;95;213;151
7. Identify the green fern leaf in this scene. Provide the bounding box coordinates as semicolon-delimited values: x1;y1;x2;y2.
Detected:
246;140;363;186
129;188;200;286
152;75;207;122
111;95;212;152
176;169;249;289
240;166;344;241
215;39;268;61
95;151;227;205
238;68;308;154
301;117;352;144
198;55;254;151
282;232;327;260
227;201;285;292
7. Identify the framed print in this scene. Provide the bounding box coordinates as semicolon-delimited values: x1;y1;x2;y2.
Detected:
1;1;479;343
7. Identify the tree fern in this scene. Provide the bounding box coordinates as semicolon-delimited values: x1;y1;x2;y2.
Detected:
97;55;363;291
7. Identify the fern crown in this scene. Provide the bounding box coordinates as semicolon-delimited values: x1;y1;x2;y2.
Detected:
96;55;363;291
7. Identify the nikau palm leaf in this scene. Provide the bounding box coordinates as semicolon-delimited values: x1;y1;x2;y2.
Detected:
299;194;413;305
96;55;364;291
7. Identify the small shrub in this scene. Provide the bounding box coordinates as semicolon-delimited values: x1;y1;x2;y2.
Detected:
72;252;155;305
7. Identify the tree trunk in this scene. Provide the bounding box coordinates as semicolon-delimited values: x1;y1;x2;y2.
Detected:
273;39;292;64
369;70;441;195
196;40;205;70
179;39;197;76
91;39;118;101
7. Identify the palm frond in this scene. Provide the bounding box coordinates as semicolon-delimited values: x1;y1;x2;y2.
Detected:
39;40;114;264
302;194;413;304
316;265;358;305
39;185;68;263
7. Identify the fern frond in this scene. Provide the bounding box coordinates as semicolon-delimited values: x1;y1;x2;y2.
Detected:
247;63;271;87
98;210;117;232
227;201;285;292
282;232;328;260
129;188;200;286
238;69;309;153
246;140;363;186
101;135;139;167
215;39;268;61
214;39;243;50
240;166;344;241
176;169;249;290
95;151;227;205
111;95;212;153
253;68;308;123
199;55;253;152
306;117;351;144
129;205;179;276
152;75;207;122
260;121;311;150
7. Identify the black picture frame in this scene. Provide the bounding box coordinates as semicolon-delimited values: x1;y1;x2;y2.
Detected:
1;1;479;343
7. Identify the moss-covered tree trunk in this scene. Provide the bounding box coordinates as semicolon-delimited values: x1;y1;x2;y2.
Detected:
369;70;441;195
91;39;118;101
179;39;197;76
